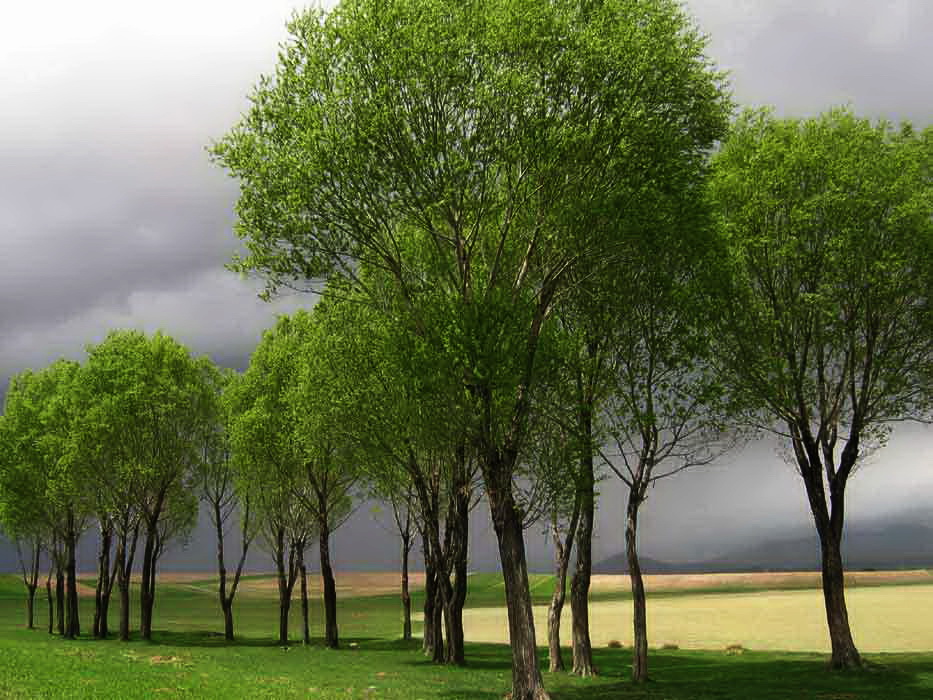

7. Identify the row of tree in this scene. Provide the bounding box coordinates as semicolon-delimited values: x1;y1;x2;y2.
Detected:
206;0;932;697
1;1;930;697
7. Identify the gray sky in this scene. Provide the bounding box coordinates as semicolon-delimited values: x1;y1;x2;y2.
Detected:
1;0;931;570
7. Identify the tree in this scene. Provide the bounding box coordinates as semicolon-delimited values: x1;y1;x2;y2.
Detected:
228;316;316;646
211;1;730;695
0;415;48;631
600;218;738;681
199;370;257;641
81;330;211;641
709;108;933;669
0;361;89;639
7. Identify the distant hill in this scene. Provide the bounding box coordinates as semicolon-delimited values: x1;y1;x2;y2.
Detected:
594;522;933;574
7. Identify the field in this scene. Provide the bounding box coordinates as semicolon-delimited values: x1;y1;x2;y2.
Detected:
1;571;932;699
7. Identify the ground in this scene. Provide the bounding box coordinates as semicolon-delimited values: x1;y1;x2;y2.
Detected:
1;570;931;699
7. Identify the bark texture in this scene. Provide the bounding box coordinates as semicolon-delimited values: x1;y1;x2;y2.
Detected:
319;526;339;649
488;478;549;700
626;493;648;682
547;497;579;673
570;435;596;676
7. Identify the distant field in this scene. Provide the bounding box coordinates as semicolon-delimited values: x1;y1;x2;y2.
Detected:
1;571;932;699
460;584;933;652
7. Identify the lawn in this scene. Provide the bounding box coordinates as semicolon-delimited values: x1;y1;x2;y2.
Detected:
0;572;931;699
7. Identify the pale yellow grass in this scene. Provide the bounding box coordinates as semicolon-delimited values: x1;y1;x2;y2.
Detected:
460;584;933;653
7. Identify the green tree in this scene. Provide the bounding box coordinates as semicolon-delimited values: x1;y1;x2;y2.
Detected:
600;225;738;682
211;1;729;695
1;361;89;639
0;414;48;631
81;330;211;641
199;369;257;642
228;316;316;646
709;108;933;669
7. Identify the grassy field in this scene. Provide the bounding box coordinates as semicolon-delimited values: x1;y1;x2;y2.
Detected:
1;571;932;699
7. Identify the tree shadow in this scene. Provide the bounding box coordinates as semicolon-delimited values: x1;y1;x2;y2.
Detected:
437;647;933;700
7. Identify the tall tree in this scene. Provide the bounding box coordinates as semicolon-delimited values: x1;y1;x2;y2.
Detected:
200;370;256;641
709;108;933;669
228;316;315;646
601;218;738;682
211;1;730;695
1;361;89;639
81;330;212;641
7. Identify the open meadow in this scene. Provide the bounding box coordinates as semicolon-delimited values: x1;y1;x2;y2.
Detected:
1;571;932;699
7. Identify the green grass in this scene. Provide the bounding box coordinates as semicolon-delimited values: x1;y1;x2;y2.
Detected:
1;574;931;699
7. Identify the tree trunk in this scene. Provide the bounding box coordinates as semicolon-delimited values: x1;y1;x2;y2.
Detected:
64;520;80;639
571;443;596;676
221;600;234;641
819;527;862;669
46;565;53;635
422;551;437;655
401;534;412;641
487;480;549;700
94;522;113;638
547;504;578;673
444;471;469;666
55;565;65;636
626;492;648;682
300;559;310;646
26;584;37;630
274;527;291;646
139;526;157;641
319;526;339;649
431;580;445;663
795;436;862;670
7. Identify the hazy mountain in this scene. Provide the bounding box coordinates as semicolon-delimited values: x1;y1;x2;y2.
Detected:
594;520;933;574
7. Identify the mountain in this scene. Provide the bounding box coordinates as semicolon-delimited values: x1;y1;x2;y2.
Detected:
593;521;933;574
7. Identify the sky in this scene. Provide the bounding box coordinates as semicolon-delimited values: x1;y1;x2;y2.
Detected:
1;0;931;572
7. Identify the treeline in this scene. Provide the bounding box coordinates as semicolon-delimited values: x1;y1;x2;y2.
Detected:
2;0;932;697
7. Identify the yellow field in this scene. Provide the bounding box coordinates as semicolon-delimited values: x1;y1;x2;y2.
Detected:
460;583;933;653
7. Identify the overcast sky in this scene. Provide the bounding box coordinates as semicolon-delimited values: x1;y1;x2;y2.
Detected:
1;0;931;571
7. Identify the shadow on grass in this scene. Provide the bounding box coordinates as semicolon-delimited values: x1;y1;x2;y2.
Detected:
436;646;933;700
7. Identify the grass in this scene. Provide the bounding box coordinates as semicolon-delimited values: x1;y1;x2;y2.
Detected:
0;573;932;699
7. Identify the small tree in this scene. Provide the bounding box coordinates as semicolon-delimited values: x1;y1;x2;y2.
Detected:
709;108;933;669
200;369;257;641
600;223;738;682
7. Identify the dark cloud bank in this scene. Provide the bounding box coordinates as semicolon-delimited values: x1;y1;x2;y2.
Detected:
1;0;930;572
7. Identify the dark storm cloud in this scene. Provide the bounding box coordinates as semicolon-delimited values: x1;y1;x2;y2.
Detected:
0;0;930;572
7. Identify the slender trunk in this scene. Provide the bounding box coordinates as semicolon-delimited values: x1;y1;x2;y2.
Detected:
444;471;469;666
422;550;437;655
274;527;291;646
55;565;65;636
431;578;445;663
94;522;113;638
46;564;53;635
300;560;310;645
626;492;648;682
796;437;862;670
319;525;339;649
819;526;861;669
221;600;234;641
487;478;549;700
571;442;596;676
26;585;37;630
401;535;412;641
547;503;578;673
139;526;157;641
64;518;80;639
18;539;42;630
115;527;137;643
214;500;230;640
